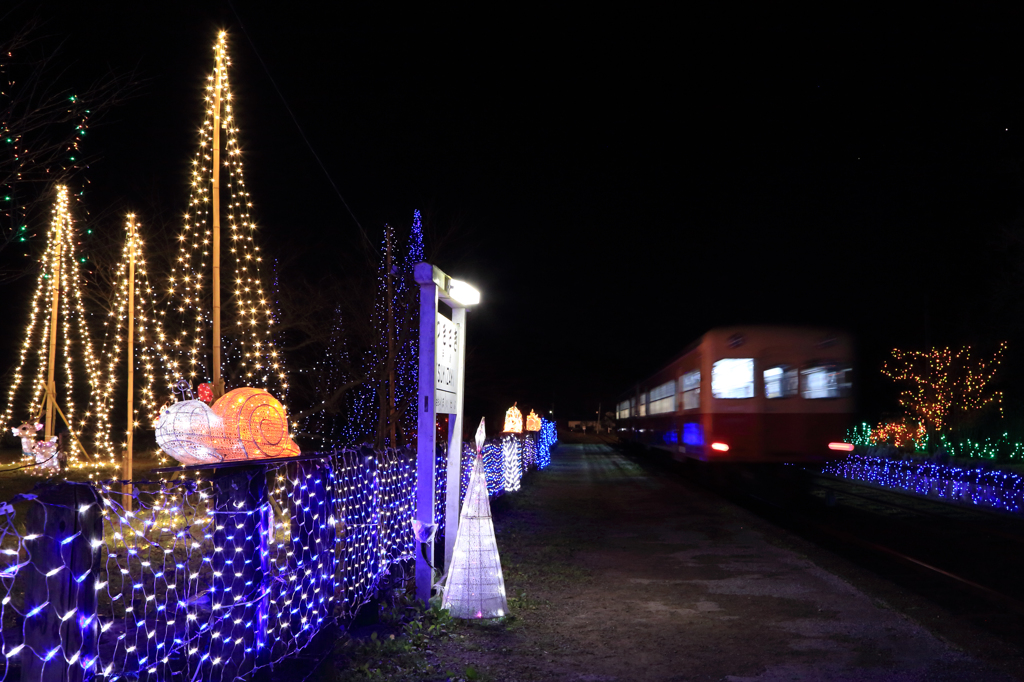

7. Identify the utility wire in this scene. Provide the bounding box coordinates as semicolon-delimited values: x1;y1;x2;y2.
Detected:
226;0;373;253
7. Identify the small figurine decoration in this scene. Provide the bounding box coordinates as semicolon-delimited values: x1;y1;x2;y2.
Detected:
10;422;60;471
503;402;523;433
197;382;214;405
155;380;300;466
525;409;541;432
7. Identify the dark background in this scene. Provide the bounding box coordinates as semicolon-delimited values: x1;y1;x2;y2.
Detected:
4;3;1024;427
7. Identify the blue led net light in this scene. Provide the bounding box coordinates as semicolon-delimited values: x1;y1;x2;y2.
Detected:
537;420;556;469
0;428;556;681
0;449;414;681
521;435;537;472
823;452;1024;514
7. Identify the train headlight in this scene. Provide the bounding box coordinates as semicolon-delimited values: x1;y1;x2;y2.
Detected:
828;442;854;452
710;442;730;452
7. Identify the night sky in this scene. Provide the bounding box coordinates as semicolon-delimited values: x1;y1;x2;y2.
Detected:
4;5;1024;425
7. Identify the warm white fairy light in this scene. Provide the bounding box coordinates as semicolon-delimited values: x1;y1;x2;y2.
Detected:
158;31;286;406
92;215;165;461
2;186;105;470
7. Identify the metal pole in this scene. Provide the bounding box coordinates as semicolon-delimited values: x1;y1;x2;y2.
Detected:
211;43;223;399
415;273;438;604
444;306;467;571
44;197;63;442
386;230;397;447
123;216;135;511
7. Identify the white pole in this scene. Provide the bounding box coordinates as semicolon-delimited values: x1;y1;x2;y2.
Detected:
415;271;438;604
444;306;467;571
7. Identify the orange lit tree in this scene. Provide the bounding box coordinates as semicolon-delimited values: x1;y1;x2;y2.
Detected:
881;343;1006;441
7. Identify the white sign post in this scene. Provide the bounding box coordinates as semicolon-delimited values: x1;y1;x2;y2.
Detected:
414;262;479;604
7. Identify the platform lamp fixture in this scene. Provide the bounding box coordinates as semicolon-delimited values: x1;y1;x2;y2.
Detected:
414;262;480;604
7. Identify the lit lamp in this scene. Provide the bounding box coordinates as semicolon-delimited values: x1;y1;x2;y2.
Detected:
448;279;480;306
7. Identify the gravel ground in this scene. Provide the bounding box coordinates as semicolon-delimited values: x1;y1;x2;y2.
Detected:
429;443;1021;681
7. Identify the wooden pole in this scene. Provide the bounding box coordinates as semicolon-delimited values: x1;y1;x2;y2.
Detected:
123;216;135;511
44;199;62;442
211;45;223;399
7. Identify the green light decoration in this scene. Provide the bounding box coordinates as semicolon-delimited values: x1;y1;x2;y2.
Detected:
845;421;1024;460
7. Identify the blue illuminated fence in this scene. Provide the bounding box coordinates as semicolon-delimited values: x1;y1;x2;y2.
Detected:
0;449;414;682
823;451;1024;514
0;422;558;681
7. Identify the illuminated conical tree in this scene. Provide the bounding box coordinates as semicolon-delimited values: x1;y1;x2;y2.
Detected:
2;185;104;467
443;418;509;619
92;215;164;462
157;31;286;400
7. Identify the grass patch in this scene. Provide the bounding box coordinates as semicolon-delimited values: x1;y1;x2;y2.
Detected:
319;596;500;682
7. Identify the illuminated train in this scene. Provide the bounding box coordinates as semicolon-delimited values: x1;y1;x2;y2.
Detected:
617;327;854;463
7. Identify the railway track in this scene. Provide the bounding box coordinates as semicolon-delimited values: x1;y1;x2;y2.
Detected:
616;442;1024;658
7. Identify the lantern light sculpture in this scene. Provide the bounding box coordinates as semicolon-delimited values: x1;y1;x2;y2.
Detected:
525;409;541;432
503;403;523;433
442;418;509;619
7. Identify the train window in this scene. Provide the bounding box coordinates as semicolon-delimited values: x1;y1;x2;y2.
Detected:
649;380;676;415
764;365;798;399
801;364;852;399
681;370;700;409
616;400;630;419
638;392;647;417
712;359;754;399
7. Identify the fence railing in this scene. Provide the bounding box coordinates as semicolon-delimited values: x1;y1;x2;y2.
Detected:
0;422;557;681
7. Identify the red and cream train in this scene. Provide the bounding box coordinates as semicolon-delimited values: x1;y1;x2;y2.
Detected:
617;327;854;463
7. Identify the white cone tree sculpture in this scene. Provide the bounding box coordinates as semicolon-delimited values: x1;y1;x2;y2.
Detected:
442;418;509;619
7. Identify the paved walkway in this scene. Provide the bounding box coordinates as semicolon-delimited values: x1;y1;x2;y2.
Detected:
439;443;1017;681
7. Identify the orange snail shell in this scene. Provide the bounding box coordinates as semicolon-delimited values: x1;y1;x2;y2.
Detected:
211;387;300;460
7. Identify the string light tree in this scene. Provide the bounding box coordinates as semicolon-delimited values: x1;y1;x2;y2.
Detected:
92;214;164;503
301;305;351;446
341;225;396;448
345;218;422;449
2;185;105;473
442;417;509;619
155;30;293;466
881;343;1007;450
396;209;425;441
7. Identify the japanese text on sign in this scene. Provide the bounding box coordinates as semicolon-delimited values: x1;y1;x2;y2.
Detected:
435;314;459;414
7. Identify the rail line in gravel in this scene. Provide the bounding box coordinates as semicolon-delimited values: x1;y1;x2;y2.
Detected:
615;441;1024;654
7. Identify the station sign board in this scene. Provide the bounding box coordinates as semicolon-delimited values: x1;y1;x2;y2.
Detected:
435;313;460;414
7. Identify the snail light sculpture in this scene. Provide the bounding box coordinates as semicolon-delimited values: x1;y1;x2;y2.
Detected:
212;387;300;460
155;382;299;465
